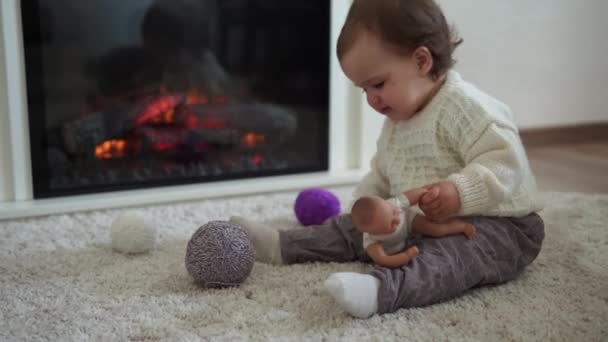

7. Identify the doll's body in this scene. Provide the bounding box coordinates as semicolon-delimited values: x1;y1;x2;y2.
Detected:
351;189;476;268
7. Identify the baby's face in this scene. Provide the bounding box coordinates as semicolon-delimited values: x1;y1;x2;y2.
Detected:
340;31;434;122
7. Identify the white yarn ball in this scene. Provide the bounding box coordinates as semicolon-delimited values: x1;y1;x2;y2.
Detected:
110;210;157;254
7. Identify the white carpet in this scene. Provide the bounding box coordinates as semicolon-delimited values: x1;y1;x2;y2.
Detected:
1;187;607;341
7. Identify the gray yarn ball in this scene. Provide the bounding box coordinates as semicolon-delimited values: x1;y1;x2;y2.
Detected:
185;221;255;288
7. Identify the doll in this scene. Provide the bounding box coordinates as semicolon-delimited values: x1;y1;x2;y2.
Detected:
351;188;476;268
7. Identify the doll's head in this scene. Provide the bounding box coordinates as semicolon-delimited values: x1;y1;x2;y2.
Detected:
351;196;401;235
336;0;462;122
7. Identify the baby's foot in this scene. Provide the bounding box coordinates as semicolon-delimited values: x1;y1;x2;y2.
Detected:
464;224;476;239
324;272;380;318
229;216;283;265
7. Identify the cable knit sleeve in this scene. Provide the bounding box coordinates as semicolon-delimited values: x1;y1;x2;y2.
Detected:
447;124;527;215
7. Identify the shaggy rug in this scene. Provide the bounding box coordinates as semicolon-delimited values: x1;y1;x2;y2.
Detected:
1;187;606;341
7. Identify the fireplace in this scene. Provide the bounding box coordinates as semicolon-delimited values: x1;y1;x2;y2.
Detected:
0;1;380;220
21;0;330;198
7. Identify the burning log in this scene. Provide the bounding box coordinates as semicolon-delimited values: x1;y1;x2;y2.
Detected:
62;90;298;160
135;126;238;155
62;94;184;156
183;102;298;145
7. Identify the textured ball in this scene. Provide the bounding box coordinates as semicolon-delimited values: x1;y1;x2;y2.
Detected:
185;221;255;288
294;188;341;226
111;210;157;254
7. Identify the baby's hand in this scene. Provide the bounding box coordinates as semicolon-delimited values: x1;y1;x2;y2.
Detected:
419;181;461;221
402;188;428;205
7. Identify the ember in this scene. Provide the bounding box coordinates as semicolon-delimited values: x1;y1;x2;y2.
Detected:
95;139;128;159
135;94;181;125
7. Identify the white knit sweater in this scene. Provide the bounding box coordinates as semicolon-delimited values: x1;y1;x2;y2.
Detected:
352;71;543;218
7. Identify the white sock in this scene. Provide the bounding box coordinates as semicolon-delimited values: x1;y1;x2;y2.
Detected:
229;216;283;265
324;272;380;318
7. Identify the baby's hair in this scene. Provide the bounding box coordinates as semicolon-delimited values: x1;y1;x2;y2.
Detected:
351;196;381;230
337;0;463;80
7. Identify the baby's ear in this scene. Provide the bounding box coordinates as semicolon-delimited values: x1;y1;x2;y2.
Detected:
413;46;433;75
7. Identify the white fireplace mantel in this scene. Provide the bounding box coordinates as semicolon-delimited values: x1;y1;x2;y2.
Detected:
0;0;384;220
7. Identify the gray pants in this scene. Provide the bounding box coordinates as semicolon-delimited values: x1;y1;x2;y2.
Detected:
280;213;544;314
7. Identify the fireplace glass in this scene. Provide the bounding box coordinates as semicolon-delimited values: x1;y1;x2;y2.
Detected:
21;0;330;198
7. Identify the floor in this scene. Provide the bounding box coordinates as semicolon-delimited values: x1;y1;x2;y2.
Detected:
525;141;608;193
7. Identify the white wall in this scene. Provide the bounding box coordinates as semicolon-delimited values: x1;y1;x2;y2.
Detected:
353;0;608;169
438;0;608;128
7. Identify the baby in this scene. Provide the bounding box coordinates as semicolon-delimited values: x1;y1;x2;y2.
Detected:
231;0;545;318
352;189;475;268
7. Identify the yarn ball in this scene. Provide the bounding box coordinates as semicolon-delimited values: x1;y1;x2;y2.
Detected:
185;221;255;288
294;188;341;226
111;210;157;254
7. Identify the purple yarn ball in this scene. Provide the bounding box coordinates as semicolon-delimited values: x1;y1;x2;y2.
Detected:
185;221;255;288
294;188;341;226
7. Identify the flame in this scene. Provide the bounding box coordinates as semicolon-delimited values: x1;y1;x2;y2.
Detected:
251;153;263;165
135;95;180;125
184;114;199;129
151;142;175;152
200;117;226;130
95;139;128;159
186;89;229;105
164;108;175;123
243;133;265;148
134;89;231;127
186;89;209;105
